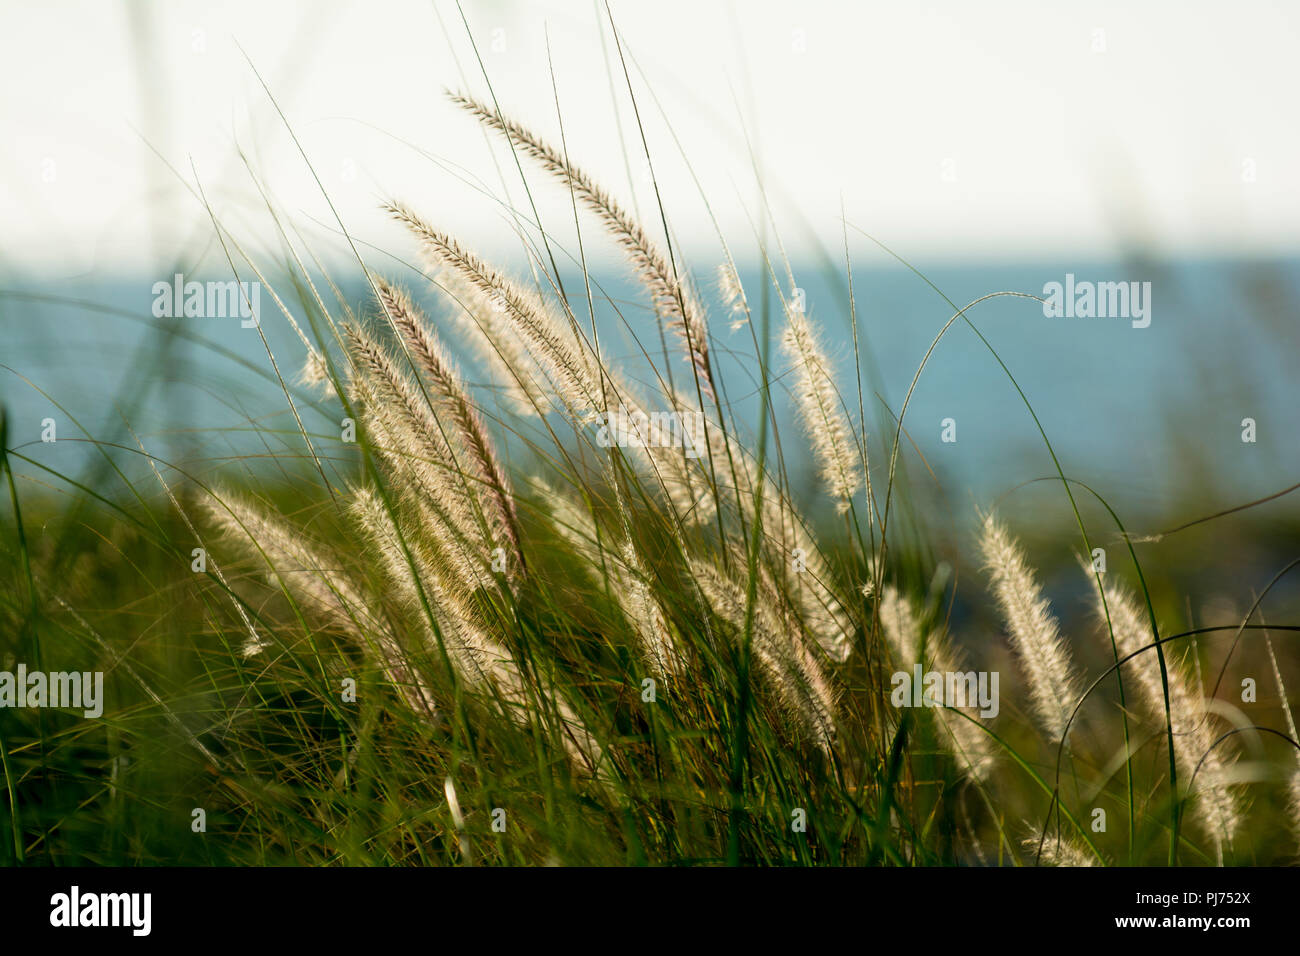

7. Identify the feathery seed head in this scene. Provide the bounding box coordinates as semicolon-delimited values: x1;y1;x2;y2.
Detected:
298;349;336;397
781;308;862;513
717;262;748;331
1084;567;1242;850
979;513;1079;741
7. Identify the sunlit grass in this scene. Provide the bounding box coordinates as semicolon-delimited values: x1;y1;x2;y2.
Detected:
2;65;1299;869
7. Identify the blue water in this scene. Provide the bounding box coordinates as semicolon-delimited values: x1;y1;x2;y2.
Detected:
3;256;1297;527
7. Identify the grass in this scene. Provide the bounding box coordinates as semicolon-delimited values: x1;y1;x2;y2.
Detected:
2;81;1300;869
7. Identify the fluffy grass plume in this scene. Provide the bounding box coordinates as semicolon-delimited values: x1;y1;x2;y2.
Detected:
781;304;862;513
878;584;996;783
447;91;715;399
1086;572;1242;853
979;513;1079;740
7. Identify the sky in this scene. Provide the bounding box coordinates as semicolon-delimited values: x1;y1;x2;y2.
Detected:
4;0;1300;278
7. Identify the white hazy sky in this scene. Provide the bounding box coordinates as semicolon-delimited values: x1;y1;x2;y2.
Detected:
4;0;1300;277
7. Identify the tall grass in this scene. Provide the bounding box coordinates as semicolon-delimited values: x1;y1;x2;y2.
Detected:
2;89;1299;868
